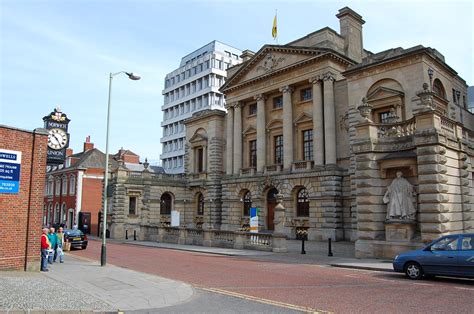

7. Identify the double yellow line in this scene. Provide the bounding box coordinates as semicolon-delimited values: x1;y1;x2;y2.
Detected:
199;286;331;314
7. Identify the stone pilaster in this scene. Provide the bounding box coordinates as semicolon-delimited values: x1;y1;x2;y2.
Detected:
233;102;242;174
280;85;294;169
225;104;234;175
323;72;337;164
255;94;266;172
310;77;324;165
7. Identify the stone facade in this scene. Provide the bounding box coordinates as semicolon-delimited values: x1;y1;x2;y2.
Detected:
108;7;473;258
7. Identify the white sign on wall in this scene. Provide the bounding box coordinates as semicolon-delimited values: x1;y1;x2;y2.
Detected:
171;210;180;227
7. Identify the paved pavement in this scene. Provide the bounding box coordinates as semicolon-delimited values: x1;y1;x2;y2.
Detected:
0;239;393;313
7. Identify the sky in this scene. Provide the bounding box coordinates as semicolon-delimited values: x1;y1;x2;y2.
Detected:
1;0;473;164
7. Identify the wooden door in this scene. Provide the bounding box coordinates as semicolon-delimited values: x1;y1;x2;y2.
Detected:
266;188;278;231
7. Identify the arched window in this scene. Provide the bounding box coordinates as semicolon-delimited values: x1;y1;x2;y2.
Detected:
54;203;60;223
160;193;172;215
243;191;252;217
69;176;76;195
61;203;67;223
433;79;446;99
296;188;309;217
197;193;204;216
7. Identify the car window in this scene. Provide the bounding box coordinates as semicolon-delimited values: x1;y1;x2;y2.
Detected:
64;230;83;237
431;236;459;251
461;236;473;251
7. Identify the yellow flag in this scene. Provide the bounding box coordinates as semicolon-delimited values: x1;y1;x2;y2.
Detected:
272;14;277;39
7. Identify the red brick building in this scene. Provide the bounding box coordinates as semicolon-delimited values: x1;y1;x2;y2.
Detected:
0;125;48;271
43;138;141;236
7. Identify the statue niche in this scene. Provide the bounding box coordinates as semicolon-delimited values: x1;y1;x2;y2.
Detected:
383;171;416;222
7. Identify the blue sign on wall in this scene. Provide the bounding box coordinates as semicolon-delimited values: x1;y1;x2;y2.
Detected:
0;149;22;194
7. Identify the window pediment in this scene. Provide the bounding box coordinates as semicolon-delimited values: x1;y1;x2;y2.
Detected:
366;86;404;103
293;112;312;125
243;125;256;135
266;119;283;131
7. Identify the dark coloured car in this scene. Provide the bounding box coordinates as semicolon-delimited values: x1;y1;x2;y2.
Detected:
393;233;474;280
64;229;88;250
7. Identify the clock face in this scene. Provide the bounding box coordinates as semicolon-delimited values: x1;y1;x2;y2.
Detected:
48;128;68;150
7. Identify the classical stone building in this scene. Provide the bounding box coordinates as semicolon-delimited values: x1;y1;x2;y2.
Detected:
109;7;473;258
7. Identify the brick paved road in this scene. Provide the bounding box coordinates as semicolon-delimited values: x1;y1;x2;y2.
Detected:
71;240;474;313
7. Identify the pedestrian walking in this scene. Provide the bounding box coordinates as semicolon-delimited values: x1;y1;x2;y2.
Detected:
40;228;51;272
56;227;65;263
47;227;57;264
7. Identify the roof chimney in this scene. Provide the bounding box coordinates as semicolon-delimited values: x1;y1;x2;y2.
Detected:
83;135;94;151
336;7;365;63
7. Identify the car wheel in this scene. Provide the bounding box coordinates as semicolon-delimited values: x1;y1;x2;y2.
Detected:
405;262;423;280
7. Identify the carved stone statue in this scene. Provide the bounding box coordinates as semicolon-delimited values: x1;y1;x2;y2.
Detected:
383;171;416;221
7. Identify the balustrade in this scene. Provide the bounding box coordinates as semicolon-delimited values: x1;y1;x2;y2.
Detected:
376;117;416;138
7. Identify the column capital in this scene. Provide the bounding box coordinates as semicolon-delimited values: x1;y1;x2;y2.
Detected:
322;71;337;82
233;101;242;109
309;76;323;84
225;102;234;110
279;85;294;94
253;94;267;102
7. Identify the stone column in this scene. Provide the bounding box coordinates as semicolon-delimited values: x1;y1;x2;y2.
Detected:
255;94;266;172
225;105;234;175
310;77;324;165
233;102;242;174
323;72;337;164
280;85;294;169
203;145;207;172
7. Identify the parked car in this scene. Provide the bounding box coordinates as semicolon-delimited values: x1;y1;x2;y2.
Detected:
393;233;474;280
64;229;88;250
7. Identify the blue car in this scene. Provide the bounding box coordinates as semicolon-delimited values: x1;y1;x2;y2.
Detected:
393;233;474;280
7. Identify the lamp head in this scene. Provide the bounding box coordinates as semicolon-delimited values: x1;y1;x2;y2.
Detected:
126;72;141;80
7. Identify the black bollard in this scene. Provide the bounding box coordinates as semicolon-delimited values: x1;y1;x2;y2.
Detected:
301;238;306;254
328;238;333;257
125;230;128;240
133;230;137;241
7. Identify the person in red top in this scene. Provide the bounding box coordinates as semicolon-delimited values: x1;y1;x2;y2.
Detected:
41;228;51;272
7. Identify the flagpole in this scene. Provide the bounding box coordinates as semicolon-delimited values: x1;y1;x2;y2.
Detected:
275;9;278;44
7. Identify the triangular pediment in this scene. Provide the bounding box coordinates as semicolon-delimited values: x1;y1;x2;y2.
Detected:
189;129;208;143
243;125;256;135
366;87;404;102
222;45;351;92
293;112;312;125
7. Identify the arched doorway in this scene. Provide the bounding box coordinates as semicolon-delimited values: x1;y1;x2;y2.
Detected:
266;188;278;231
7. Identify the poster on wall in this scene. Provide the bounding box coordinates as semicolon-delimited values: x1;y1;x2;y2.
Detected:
0;149;22;194
250;207;260;233
171;210;180;227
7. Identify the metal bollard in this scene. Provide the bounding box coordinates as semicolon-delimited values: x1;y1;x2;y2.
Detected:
328;238;333;257
133;230;137;241
125;230;128;240
301;237;306;254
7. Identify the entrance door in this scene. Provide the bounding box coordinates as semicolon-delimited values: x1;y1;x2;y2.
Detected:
266;188;278;231
68;210;74;229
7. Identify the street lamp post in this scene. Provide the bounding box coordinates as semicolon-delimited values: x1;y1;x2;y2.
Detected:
101;71;140;267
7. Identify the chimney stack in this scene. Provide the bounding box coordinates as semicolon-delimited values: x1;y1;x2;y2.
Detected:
83;135;94;151
336;7;365;63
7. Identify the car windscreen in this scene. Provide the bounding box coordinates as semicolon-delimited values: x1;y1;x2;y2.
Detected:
64;230;83;237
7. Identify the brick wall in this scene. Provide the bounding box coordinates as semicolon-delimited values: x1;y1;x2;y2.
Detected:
81;171;104;236
0;125;48;271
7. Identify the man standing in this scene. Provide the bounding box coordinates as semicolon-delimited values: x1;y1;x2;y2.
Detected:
40;228;51;272
47;227;57;264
